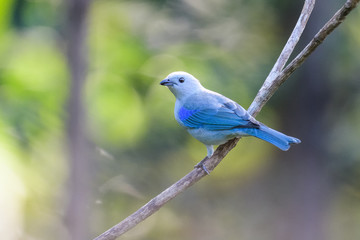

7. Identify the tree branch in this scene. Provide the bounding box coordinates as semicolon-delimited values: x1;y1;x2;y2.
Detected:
248;0;360;116
94;140;238;240
262;0;315;85
94;0;359;239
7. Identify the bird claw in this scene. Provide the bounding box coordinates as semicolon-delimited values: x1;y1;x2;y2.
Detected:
194;157;210;175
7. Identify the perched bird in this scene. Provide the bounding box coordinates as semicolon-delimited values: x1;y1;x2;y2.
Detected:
160;71;300;173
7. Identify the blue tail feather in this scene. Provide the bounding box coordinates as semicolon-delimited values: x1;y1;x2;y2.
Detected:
241;125;301;151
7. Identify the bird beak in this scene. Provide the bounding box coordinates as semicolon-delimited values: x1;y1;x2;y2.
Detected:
160;79;175;86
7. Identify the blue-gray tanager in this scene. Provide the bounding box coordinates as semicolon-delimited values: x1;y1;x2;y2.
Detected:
160;71;300;172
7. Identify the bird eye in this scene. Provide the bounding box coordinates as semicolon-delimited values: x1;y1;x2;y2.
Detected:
179;77;185;83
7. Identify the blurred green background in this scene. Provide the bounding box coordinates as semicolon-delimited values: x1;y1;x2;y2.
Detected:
1;0;360;239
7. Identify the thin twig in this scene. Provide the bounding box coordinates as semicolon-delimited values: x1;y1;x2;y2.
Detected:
265;0;315;81
247;0;316;115
248;0;360;116
94;0;359;239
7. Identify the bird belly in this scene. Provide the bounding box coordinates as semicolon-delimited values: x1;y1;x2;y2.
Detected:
187;128;245;145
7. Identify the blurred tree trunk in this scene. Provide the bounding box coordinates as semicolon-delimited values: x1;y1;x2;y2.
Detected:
64;0;92;239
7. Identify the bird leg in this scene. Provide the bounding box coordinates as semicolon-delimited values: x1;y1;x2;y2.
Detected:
194;157;210;175
194;145;214;175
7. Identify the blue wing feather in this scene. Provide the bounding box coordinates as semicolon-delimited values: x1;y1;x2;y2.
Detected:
179;104;258;130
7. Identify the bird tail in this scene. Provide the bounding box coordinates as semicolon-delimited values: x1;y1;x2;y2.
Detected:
241;125;301;151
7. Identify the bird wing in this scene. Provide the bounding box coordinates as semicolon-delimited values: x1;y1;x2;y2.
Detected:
178;101;260;130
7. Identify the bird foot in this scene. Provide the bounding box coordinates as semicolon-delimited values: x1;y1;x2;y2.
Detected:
194;157;210;175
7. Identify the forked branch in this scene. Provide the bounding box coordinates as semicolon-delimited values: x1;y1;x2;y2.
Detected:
261;0;315;86
94;0;359;239
248;0;360;116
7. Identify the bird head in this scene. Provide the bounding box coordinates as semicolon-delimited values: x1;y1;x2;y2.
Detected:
160;71;204;100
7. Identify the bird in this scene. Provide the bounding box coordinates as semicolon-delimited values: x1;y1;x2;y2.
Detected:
160;71;301;174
